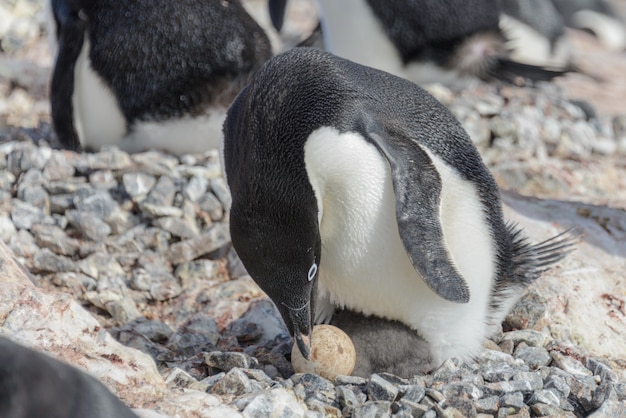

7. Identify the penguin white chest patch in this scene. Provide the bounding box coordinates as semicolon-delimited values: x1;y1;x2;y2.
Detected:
73;35;127;149
316;0;406;78
303;127;497;364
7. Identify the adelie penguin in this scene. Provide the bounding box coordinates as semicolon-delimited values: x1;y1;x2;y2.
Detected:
269;0;567;86
223;48;578;370
0;337;138;418
48;0;272;155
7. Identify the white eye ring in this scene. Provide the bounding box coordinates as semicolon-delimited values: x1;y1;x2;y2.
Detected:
307;263;318;282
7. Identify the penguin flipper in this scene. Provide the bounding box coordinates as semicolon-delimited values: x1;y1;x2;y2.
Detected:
368;131;470;303
50;0;85;151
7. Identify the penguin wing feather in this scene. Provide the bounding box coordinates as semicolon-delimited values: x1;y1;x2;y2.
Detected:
368;131;470;303
50;0;85;150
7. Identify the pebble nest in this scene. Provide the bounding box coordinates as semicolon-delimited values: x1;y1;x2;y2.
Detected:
2;0;626;417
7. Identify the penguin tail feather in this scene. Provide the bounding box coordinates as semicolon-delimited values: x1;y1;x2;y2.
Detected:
506;224;582;285
489;58;570;85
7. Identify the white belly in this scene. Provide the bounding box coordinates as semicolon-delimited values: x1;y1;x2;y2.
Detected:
304;127;496;364
73;35;223;155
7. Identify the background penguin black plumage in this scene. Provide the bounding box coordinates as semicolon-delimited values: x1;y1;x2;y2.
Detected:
499;0;574;70
0;336;138;418
269;0;567;86
223;47;577;369
551;0;626;51
48;0;272;155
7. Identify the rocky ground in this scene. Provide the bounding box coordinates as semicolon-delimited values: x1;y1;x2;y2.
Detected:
1;0;626;417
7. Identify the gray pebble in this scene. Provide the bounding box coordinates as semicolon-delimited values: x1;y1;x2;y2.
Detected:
11;199;47;229
474;396;500;414
196;192;224;221
183;175;208;202
31;223;80;256
152;216;198;239
65;210;111;242
122;172;157;200
514;346;551;369
210;178;232;208
550;351;593;377
42;152;74;181
166;224;230;265
352;401;391;418
32;248;79;273
367;374;399;402
204;351;259;372
211;368;254;397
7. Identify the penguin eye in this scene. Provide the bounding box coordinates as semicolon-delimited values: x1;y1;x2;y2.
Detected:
307;263;318;282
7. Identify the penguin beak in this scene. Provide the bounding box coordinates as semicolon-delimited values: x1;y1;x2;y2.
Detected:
294;332;312;360
283;301;313;360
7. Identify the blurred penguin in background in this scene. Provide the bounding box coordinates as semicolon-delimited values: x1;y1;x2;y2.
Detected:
499;0;574;70
48;0;272;155
269;0;566;86
0;336;138;418
551;0;626;51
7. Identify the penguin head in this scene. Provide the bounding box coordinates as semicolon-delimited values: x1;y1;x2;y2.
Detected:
229;198;322;359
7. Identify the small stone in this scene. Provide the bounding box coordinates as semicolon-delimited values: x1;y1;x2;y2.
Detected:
241;388;306;418
11;199;46;229
184;175;209;202
399;384;425;403
122;172;157;200
204;351;259;372
87;147;131;170
211;368;254;397
88;170;118;190
152;216;199;239
210;178;232;208
31;223;81;256
514;346;551;369
484;379;541;395
550;352;593;377
197;192;224;221
367;374;399;402
502;391;525;409
513;372;544;391
167;315;220;356
334;375;367;386
588;390;624;418
166;224;230;265
336;385;362;409
478;349;516;364
501;330;548;348
42;152;74;180
174;259;220;286
32;248;79;273
425;388;445;402
529;389;561;408
352;401;391;418
164;367;197;388
475;396;500;414
586;358;618;384
398;399;430;418
50;194;75;214
144;175;176;207
65;210;111;242
0;215;17;242
530;403;574;417
17;184;49;212
72;191;118;220
443;382;483;401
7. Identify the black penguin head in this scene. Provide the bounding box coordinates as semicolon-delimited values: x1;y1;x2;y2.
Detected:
230;201;321;359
